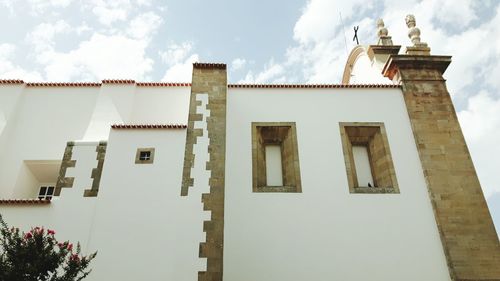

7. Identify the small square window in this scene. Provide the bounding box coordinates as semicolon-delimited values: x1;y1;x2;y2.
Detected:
139;151;151;161
38;186;54;200
135;148;155;164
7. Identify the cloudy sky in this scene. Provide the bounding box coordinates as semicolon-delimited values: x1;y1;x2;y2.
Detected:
0;0;499;234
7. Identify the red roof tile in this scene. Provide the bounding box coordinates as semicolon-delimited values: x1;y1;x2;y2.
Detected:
0;199;52;205
0;79;25;84
193;63;226;69
26;82;101;87
102;79;136;84
136;82;191;87
111;124;187;129
227;84;400;89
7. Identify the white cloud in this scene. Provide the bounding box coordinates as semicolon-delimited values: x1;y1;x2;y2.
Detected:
135;0;152;6
0;0;15;15
127;12;163;40
27;0;74;14
429;0;478;28
40;33;154;80
293;0;370;45
0;44;43;81
458;92;500;198
88;0;132;25
231;58;246;71
159;42;193;66
161;54;199;82
239;59;285;83
26;20;71;54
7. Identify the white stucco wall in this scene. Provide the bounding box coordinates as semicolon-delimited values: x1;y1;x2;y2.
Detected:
0;82;453;281
0;143;100;256
87;128;206;281
224;87;451;281
349;51;391;84
0;85;190;197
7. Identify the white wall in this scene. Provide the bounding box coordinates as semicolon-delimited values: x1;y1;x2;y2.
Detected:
0;86;100;197
0;143;100;256
0;85;190;197
349;52;392;84
0;83;453;281
224;87;451;281
87;129;206;281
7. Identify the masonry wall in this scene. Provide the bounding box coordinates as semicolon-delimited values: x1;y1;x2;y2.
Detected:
224;87;451;281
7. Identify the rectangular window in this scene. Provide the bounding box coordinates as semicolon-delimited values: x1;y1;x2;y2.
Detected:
352;145;374;187
38;186;54;200
135;148;155;164
339;122;399;194
265;144;284;186
252;122;302;193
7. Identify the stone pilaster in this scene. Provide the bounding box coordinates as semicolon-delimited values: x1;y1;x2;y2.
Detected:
54;141;76;196
383;54;500;280
84;141;107;197
181;63;227;281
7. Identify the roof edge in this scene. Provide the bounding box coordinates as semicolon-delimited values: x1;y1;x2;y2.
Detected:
228;84;400;89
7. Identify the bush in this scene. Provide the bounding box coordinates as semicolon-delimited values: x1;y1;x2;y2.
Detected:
0;215;96;281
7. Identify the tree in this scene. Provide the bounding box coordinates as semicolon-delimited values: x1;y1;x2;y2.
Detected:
0;215;96;281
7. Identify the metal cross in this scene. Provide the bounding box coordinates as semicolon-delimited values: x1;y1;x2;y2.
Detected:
353;26;359;45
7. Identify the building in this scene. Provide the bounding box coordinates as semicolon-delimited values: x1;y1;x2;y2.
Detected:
0;15;499;281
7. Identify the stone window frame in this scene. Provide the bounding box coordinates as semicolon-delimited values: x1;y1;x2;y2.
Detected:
251;122;302;193
135;148;155;164
339;122;399;194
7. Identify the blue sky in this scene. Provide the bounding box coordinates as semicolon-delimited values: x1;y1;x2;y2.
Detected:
1;0;499;235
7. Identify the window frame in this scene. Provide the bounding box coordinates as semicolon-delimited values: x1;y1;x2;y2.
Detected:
38;185;55;200
339;122;399;194
251;122;302;193
135;148;155;164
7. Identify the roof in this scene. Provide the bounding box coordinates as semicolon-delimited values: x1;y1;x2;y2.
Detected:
0;80;399;89
227;84;399;89
0;80;192;87
111;124;187;129
0;199;52;205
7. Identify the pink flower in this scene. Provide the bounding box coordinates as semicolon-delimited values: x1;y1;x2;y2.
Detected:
58;242;65;248
24;232;32;239
47;229;55;235
70;254;80;262
67;243;73;251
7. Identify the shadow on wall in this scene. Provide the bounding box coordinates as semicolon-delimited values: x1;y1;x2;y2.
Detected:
12;160;61;199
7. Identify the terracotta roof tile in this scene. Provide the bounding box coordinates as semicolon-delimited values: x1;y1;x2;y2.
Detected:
111;124;187;129
26;82;101;87
136;82;191;87
193;63;226;69
227;84;400;89
0;79;24;84
0;199;52;205
102;79;136;84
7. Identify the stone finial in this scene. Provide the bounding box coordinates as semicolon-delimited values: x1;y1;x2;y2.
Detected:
376;18;393;46
405;14;427;46
377;19;388;37
404;14;430;55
